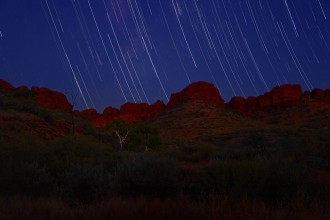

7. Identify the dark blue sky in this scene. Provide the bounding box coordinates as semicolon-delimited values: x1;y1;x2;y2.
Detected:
0;0;329;111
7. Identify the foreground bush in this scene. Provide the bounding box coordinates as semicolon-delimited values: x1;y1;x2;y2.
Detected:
58;164;112;204
115;155;180;197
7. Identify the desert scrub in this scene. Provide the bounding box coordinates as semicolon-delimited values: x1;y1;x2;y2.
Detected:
114;155;180;197
58;164;112;204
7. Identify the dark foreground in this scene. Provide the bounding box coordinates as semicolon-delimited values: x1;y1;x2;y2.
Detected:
1;195;329;220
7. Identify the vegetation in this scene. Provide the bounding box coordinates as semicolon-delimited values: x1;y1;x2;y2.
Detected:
0;89;329;219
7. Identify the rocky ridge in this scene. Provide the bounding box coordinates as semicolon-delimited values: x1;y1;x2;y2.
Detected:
1;79;330;127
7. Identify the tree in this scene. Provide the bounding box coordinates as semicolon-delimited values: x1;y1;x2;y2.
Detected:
106;120;162;151
107;120;130;150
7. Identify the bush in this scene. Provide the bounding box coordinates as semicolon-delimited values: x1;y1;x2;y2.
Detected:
58;164;112;204
194;160;269;197
44;135;112;174
262;162;314;202
127;122;162;151
0;162;54;196
115;155;180;197
181;144;220;163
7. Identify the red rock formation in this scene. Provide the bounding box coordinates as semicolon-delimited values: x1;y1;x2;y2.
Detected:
150;100;166;115
0;79;15;91
119;100;166;123
4;78;330;127
311;88;324;98
31;86;72;112
80;109;99;119
167;81;225;109
226;96;246;113
265;84;302;107
103;106;120;118
86;100;166;127
256;95;271;109
226;84;304;117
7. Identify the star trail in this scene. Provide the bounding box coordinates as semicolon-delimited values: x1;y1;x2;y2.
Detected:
0;0;329;111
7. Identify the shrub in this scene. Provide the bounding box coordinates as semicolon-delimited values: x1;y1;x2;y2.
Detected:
44;135;112;174
0;162;54;196
194;160;269;198
262;162;314;202
114;155;180;197
58;164;112;204
127;122;162;151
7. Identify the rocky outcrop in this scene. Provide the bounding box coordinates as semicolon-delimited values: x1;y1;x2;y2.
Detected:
266;84;303;107
119;100;166;123
103;106;120;118
84;100;166;126
226;84;303;115
167;81;225;109
0;79;15;91
31;86;72;112
2;78;330;127
311;88;324;98
80;109;99;119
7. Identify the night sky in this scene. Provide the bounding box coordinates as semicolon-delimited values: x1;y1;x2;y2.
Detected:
0;0;329;111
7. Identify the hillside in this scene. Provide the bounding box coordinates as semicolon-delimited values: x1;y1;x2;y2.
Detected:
0;79;330;219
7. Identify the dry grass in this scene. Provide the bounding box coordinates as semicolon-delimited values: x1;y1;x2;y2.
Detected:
0;195;328;220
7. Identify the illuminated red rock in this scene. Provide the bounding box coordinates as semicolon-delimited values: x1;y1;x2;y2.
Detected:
90;116;110;127
80;109;99;119
256;95;271;109
266;84;302;107
311;88;324;98
226;96;246;113
225;85;304;118
119;100;166;123
103;106;120;118
167;81;225;109
0;79;15;91
88;100;166;126
150;100;166;114
31;86;72;112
